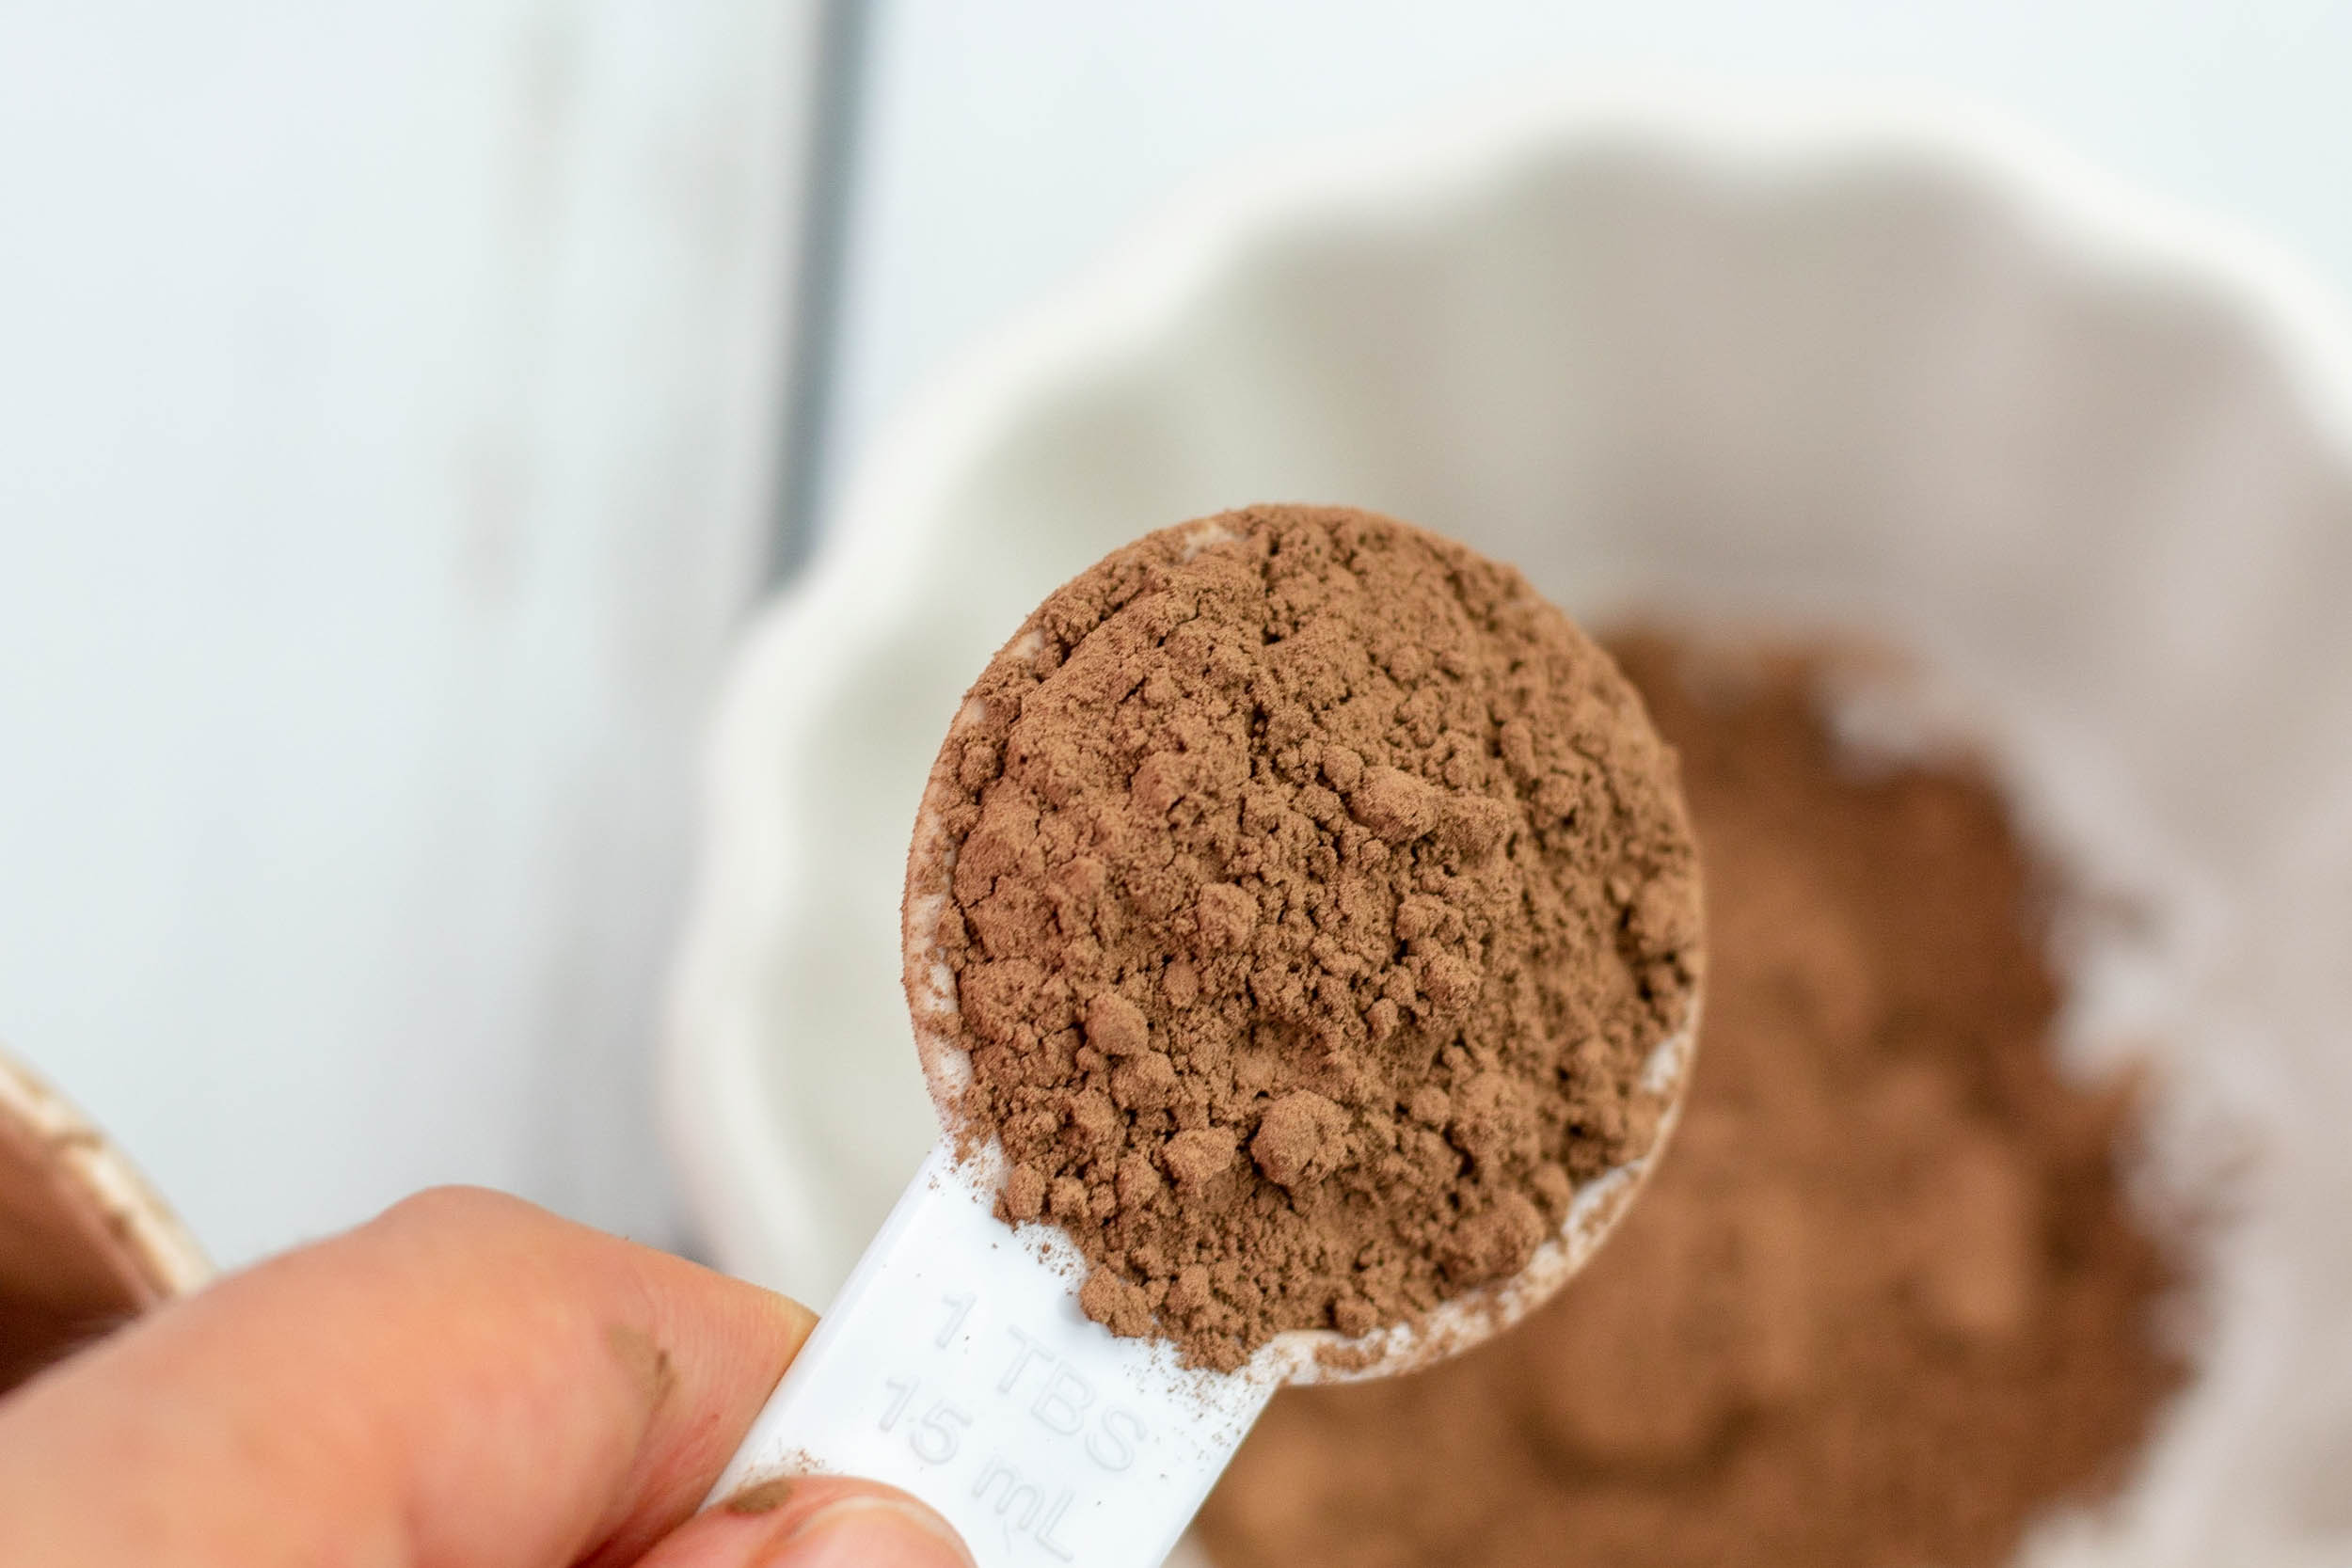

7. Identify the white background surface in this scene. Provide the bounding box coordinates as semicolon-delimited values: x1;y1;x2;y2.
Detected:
0;0;818;1265
8;0;2352;1272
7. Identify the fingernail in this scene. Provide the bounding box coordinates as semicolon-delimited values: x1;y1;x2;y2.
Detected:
763;1495;973;1568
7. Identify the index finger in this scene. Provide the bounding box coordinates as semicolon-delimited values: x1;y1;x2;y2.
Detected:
0;1185;816;1568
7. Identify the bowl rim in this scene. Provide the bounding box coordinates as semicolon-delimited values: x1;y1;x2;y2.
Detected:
0;1046;210;1309
662;74;2352;1299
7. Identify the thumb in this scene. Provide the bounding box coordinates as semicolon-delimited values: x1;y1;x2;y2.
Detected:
633;1475;974;1568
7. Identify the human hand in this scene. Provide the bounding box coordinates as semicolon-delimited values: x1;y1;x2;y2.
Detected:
0;1186;973;1568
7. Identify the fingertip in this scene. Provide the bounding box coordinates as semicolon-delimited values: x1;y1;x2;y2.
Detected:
738;1281;821;1360
639;1475;973;1568
758;1495;973;1568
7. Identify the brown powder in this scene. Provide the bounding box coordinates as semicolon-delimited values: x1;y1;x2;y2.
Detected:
905;506;1701;1370
1197;632;2185;1568
0;1097;154;1398
0;1296;124;1394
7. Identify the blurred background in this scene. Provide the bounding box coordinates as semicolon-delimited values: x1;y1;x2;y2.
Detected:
6;0;2352;1272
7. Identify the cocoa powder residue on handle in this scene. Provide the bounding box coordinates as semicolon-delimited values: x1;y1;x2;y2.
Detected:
906;505;1701;1370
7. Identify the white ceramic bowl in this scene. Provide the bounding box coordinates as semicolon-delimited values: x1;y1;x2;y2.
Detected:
666;84;2352;1563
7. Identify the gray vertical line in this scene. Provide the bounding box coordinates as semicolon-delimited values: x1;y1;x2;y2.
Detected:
768;0;871;582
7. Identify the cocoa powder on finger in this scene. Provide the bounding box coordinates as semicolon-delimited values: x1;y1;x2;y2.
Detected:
904;506;1702;1370
1197;631;2185;1568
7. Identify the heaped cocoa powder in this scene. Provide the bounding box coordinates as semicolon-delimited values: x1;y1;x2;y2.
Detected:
1196;632;2185;1568
905;507;1702;1370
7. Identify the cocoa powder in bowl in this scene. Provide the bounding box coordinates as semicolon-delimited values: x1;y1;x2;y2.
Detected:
904;505;1702;1370
1198;633;2185;1568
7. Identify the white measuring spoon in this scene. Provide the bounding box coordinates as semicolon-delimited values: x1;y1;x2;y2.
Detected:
706;781;1698;1567
705;1064;1688;1568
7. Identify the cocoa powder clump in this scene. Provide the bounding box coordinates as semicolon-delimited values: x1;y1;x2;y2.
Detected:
906;506;1701;1370
1197;632;2185;1568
